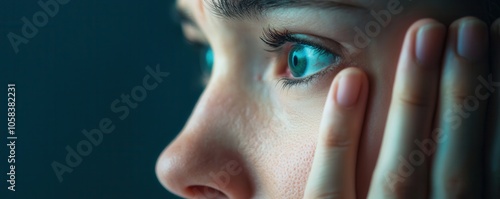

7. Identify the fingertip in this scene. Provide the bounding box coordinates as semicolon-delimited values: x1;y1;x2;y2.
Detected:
337;74;362;108
407;18;446;37
398;18;446;70
333;67;369;91
332;68;368;108
321;67;369;134
451;17;489;62
493;18;500;40
492;18;500;33
415;21;447;66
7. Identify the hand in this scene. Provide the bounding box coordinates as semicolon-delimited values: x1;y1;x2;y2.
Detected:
486;18;500;199
303;17;499;199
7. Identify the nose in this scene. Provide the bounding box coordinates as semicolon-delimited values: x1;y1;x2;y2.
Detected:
155;84;254;199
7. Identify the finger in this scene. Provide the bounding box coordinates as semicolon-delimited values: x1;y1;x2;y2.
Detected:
368;19;446;199
430;17;489;198
303;67;369;199
486;18;500;199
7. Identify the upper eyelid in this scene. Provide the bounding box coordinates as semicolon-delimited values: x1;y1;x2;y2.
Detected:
262;32;346;89
260;29;345;59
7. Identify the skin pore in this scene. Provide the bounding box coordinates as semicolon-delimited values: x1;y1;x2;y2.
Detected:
156;0;497;198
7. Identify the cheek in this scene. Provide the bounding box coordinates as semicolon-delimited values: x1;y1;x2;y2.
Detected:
248;93;323;198
274;140;316;197
258;133;316;198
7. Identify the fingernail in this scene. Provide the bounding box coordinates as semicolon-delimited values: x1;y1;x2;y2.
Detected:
336;72;362;107
416;22;446;66
457;19;488;62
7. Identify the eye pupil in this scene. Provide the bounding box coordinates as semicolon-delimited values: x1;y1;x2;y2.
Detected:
288;45;307;77
287;44;338;79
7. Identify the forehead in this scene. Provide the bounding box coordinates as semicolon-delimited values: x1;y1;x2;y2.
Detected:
175;0;387;28
177;0;379;13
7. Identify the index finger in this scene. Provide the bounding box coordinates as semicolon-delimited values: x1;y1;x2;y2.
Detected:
303;68;369;199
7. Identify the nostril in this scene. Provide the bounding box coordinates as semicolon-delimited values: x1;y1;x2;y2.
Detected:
188;185;229;199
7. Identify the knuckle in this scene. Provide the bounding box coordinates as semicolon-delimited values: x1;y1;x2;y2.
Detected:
397;92;430;108
441;175;472;198
322;128;352;149
306;191;344;199
384;179;414;198
446;88;472;103
451;16;486;29
377;168;425;199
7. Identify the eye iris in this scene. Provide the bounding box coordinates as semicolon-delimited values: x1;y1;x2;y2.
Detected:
201;47;214;74
288;45;307;77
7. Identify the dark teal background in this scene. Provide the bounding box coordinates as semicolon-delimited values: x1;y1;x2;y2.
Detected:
1;0;200;198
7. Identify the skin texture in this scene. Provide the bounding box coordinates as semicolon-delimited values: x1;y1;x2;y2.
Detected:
155;0;498;198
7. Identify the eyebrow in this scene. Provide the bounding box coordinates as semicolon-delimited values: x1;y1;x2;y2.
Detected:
206;0;364;20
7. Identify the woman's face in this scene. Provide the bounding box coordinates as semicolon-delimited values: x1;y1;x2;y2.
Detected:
156;0;483;198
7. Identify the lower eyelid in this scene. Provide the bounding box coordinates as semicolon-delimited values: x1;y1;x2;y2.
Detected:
278;61;346;90
261;30;351;89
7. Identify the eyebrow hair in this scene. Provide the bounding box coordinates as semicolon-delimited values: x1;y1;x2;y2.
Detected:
206;0;363;20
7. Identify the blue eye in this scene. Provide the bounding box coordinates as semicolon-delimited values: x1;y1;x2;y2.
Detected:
200;46;214;74
288;44;338;78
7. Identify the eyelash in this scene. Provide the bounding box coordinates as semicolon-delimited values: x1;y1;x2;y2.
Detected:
260;28;343;90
